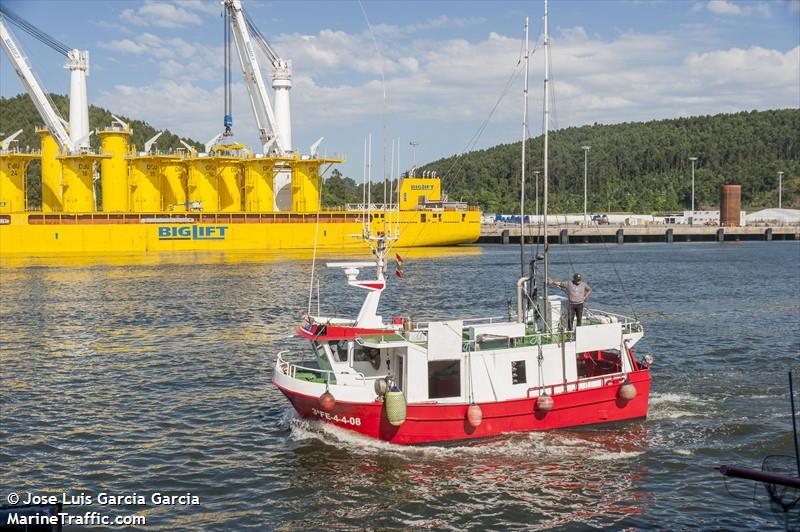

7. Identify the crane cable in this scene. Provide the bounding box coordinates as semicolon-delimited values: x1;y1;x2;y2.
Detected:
223;6;233;135
0;5;71;57
243;9;280;65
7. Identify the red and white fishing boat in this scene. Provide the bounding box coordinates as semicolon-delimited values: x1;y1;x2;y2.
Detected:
273;1;652;445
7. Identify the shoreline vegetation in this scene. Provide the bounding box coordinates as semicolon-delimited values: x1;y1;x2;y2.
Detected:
1;95;796;213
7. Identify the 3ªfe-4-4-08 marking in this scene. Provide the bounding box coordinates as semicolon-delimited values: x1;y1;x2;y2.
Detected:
311;408;362;426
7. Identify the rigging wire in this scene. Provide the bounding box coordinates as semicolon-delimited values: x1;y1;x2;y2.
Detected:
307;164;338;315
440;17;544;196
590;222;640;320
243;9;281;65
0;5;71;57
439;63;523;195
357;0;389;212
223;7;232;133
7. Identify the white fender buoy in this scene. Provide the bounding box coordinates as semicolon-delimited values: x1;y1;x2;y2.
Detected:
319;390;336;412
466;403;483;428
618;379;637;401
535;393;554;413
385;388;407;426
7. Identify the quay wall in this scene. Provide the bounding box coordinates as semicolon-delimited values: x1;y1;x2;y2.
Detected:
479;224;799;244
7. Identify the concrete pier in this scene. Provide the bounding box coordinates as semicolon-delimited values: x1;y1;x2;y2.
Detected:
479;224;799;244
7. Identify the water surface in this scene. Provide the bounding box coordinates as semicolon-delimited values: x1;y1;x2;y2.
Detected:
1;242;798;530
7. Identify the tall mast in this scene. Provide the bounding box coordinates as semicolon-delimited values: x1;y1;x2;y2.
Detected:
520;17;530;276
542;0;550;329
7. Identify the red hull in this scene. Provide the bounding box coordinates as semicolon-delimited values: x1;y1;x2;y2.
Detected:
275;369;651;445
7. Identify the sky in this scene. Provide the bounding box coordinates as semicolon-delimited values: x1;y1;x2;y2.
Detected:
1;0;798;180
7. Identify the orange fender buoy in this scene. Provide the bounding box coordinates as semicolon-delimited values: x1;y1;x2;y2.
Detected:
618;380;637;401
535;394;554;413
466;403;483;428
319;391;336;412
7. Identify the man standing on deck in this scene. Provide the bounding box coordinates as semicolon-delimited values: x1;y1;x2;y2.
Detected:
548;273;592;330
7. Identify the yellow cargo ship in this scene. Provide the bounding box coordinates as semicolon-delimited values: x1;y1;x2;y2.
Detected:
0;126;480;256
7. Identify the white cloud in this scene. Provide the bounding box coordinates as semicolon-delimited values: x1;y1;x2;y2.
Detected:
120;1;217;29
706;0;743;15
93;20;799;174
686;46;799;88
98;33;222;81
699;0;772;17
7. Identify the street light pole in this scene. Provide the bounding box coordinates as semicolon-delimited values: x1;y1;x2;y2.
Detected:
778;171;784;208
409;141;419;171
689;156;698;220
582;145;590;224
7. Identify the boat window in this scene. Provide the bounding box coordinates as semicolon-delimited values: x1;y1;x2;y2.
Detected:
312;342;333;371
428;360;461;399
353;345;382;370
511;360;527;385
421;213;427;223
328;340;349;363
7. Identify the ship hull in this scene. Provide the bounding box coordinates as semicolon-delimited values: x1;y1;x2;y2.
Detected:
0;210;480;255
275;369;651;445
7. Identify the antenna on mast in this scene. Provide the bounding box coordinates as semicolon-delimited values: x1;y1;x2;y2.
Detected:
542;0;551;332
520;17;530;277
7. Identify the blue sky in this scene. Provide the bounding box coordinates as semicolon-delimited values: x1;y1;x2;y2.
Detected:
1;0;798;180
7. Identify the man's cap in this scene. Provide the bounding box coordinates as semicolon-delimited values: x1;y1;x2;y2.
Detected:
573;273;582;281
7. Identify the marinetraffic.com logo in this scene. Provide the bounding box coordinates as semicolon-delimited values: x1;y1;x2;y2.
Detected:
157;226;229;241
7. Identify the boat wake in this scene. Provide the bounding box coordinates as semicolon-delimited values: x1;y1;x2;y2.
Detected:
648;392;712;420
284;407;647;462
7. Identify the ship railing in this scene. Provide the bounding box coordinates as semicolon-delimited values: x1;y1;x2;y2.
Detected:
277;351;376;387
460;329;576;352
584;307;643;334
276;351;336;386
414;316;509;330
526;372;627;397
344;203;399;212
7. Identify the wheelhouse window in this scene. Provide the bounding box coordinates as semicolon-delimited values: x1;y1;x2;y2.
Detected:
328;340;349;363
428;360;461;399
353;345;382;370
312;342;332;371
511;360;527;385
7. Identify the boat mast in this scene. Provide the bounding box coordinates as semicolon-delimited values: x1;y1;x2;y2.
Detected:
542;0;550;330
520;17;529;277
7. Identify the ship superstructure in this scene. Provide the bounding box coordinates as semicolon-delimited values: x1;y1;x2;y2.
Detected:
0;3;480;256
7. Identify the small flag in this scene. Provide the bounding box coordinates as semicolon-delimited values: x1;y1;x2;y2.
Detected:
395;254;404;279
395;253;403;264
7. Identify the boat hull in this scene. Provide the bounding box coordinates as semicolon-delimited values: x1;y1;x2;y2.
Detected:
0;210;480;255
275;369;651;445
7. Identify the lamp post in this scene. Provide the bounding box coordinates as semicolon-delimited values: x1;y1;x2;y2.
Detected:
409;140;419;170
689;156;698;221
582;145;590;224
778;171;784;208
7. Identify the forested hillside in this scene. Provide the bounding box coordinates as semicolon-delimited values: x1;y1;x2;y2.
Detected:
0;94;201;207
2;94;796;213
420;109;799;213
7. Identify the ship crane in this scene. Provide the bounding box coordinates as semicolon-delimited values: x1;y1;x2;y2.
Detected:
222;0;292;155
0;5;90;154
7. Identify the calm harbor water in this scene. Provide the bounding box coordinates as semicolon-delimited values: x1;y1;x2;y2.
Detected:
1;242;798;530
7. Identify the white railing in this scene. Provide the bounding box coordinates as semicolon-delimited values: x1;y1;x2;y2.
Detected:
414;315;509;330
276;351;334;385
344;203;399;212
585;308;643;334
276;351;377;386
